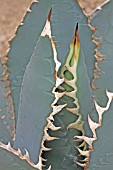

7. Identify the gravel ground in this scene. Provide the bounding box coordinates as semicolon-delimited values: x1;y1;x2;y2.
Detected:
0;0;107;56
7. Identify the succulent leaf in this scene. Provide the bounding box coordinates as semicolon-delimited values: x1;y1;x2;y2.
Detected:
7;0;51;123
1;0;93;169
0;0;113;170
14;21;55;165
86;0;113;169
43;13;93;170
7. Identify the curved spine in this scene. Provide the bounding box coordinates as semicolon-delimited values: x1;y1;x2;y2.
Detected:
88;17;105;90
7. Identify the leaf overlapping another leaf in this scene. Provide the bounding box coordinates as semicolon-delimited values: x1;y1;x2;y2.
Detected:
0;0;93;169
87;0;113;169
0;0;113;170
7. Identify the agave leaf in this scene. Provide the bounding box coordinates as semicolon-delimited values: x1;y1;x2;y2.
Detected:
43;37;93;170
2;0;113;170
13;33;55;164
0;0;96;169
84;0;113;169
42;1;94;169
1;0;95;169
7;0;52;123
50;0;94;135
91;0;113;103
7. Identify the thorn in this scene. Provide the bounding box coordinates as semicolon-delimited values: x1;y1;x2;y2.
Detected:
32;0;38;2
24;149;31;161
92;40;102;46
4;81;10;88
95;62;103;73
0;68;8;77
95;49;105;57
94;72;101;80
46;135;59;141
54;75;64;88
76;147;90;157
27;8;32;12
1;74;9;82
106;89;113;98
4;91;11;98
1;115;6;119
67;116;83;130
7;142;12;151
2;57;8;65
94;54;105;62
80;157;89;163
17;148;22;157
9;116;15;120
66;107;78;114
42;144;52;151
46;118;61;131
91;80;98;90
76;136;95;148
42;158;47;162
77;141;86;148
20;22;24;26
88;115;99;138
47;165;51;170
52;104;67;115
42;164;46;167
9;110;14;114
92;35;102;41
76;161;87;168
54;91;66;100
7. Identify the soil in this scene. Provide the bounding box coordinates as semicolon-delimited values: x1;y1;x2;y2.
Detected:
0;0;107;57
0;0;32;56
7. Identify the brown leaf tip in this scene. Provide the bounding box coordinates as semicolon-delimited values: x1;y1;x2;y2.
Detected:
48;8;52;22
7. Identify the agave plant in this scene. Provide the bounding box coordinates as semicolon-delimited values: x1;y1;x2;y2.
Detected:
0;0;113;170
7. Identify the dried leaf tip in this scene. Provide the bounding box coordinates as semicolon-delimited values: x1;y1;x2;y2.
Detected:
75;23;79;41
74;23;80;63
41;8;52;38
48;8;52;22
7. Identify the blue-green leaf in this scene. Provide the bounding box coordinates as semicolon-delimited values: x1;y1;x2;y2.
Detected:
7;0;51;122
85;1;113;169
